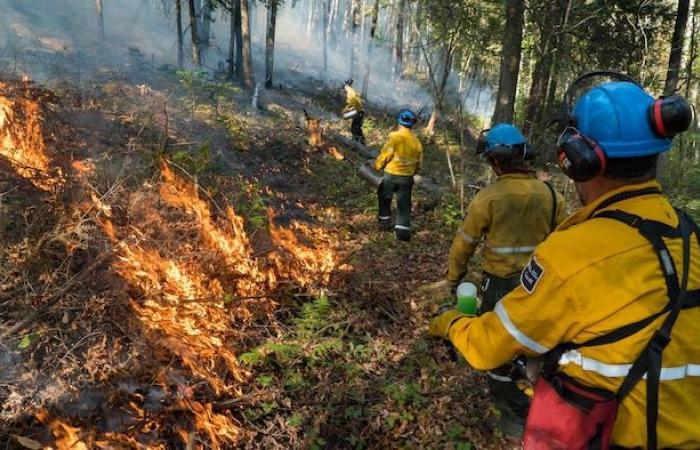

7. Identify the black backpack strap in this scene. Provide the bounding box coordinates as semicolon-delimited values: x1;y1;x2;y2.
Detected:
544;181;558;233
543;209;697;449
613;210;693;450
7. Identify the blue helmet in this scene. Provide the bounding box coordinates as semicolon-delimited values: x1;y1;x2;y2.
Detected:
483;123;527;150
572;81;672;157
397;109;417;127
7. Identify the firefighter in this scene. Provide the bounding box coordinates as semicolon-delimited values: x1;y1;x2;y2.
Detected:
430;72;699;449
374;109;422;241
447;123;567;441
342;79;365;144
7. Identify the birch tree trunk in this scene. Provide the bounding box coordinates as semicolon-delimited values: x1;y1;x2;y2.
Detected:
350;0;361;78
361;0;379;97
393;0;406;79
323;0;331;79
96;0;105;45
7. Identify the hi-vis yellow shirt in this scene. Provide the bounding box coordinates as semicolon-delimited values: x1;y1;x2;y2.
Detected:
448;173;568;282
343;86;364;113
374;127;423;176
445;181;700;449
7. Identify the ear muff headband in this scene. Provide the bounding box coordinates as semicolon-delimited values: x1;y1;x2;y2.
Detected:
561;71;641;115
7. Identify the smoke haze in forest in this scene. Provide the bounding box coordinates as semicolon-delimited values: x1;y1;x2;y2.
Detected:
0;0;494;118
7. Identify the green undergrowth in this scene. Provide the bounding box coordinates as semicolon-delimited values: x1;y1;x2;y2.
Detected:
238;295;475;448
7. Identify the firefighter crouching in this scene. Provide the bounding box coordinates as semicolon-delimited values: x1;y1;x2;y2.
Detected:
431;72;699;449
447;123;568;441
374;109;423;242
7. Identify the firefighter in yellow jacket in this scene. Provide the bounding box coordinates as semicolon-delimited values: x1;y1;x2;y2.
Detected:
342;79;365;144
374;109;422;241
430;73;699;448
447;123;567;440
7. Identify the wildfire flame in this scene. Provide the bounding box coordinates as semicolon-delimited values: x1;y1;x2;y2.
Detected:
36;409;89;450
0;82;59;190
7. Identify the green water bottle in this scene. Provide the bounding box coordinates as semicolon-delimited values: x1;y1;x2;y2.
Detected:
456;282;478;315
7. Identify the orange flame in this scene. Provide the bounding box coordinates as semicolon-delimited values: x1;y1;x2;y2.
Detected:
36;409;89;450
0;84;59;190
267;208;336;286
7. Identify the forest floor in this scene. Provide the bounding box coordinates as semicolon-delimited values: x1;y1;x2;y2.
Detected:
0;64;570;449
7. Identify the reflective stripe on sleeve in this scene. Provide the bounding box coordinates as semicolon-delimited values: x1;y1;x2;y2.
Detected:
494;302;550;354
559;350;700;380
488;245;538;254
378;216;391;220
395;225;410;231
487;371;513;382
458;229;477;243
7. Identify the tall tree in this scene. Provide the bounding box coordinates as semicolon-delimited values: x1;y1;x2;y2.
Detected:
323;0;331;79
176;0;184;68
188;0;202;66
199;0;213;47
264;0;279;88
523;0;571;138
229;0;243;78
240;0;254;89
349;0;361;77
492;0;524;124
393;0;406;79
96;0;105;44
665;0;691;95
361;0;380;97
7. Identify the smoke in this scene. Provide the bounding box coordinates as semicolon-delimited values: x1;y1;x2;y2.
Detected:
0;0;495;119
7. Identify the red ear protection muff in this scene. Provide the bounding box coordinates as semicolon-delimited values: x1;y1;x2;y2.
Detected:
648;95;693;138
556;127;607;182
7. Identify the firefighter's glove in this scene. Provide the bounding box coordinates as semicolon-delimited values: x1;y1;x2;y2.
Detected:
428;309;470;339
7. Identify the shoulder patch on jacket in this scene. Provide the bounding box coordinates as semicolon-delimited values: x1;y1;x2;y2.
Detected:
520;257;544;294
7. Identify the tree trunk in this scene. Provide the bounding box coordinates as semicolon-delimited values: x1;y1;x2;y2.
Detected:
240;0;254;89
96;0;105;44
523;1;565;137
265;0;278;88
323;0;330;79
176;0;184;68
664;0;691;95
394;0;406;79
425;46;453;135
229;2;236;78
350;0;361;78
361;0;380;97
492;0;525;124
188;0;201;67
199;0;212;47
233;0;243;78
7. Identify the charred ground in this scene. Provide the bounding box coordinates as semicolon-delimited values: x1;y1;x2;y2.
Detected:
0;67;552;449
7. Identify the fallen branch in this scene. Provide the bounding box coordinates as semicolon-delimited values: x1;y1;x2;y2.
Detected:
0;247;115;341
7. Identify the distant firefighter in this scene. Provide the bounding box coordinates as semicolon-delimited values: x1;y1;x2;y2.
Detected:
374;109;422;242
341;79;365;144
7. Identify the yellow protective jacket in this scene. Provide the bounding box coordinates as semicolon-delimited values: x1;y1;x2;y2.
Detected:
444;180;700;449
447;173;568;283
374;127;423;176
343;86;364;113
